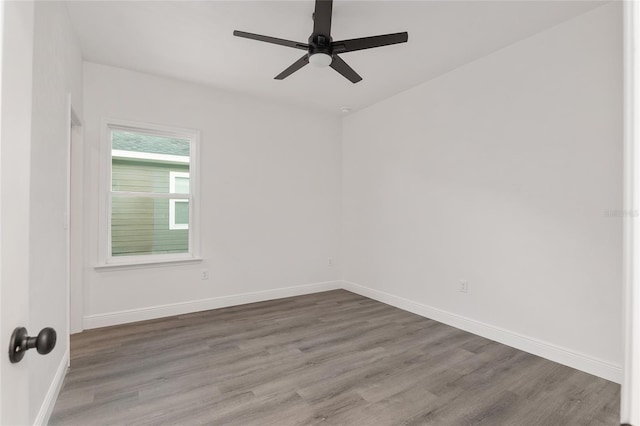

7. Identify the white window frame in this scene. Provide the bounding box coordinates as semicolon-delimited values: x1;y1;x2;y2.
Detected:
97;118;201;268
169;171;189;230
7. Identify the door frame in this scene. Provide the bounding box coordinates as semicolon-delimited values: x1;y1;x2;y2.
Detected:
622;0;639;424
66;95;83;361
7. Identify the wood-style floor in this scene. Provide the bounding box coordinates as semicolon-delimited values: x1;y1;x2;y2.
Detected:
50;290;620;425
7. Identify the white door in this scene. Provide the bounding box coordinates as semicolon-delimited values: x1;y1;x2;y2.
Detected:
0;1;35;424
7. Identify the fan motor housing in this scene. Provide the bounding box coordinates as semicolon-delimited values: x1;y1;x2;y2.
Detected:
309;34;332;55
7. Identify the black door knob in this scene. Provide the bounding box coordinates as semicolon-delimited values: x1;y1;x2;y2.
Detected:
8;327;57;363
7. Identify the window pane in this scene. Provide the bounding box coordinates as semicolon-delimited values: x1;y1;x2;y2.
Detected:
170;198;189;230
111;195;189;256
112;130;190;193
174;176;189;194
174;200;189;225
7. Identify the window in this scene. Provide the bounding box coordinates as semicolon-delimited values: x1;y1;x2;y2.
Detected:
169;171;189;230
101;120;199;266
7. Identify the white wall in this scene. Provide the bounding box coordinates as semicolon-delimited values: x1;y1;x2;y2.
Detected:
82;63;341;326
28;1;83;423
342;3;623;381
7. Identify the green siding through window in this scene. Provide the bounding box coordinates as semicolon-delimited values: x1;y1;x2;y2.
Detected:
112;160;189;256
112;159;190;193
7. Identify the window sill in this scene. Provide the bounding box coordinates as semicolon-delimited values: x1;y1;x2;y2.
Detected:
94;257;203;272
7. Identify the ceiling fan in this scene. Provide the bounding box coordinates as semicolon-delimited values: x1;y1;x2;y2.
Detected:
233;0;408;84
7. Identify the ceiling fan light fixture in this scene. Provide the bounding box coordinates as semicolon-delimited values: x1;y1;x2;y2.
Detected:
309;53;333;67
233;0;408;83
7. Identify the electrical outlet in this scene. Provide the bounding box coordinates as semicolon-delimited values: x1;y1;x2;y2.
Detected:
201;269;209;280
459;280;468;293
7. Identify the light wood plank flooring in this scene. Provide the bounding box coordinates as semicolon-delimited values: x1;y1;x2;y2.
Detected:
51;290;620;425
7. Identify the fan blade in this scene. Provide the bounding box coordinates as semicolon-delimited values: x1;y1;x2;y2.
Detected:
330;55;362;84
313;0;333;36
233;30;308;50
332;32;408;53
275;55;310;80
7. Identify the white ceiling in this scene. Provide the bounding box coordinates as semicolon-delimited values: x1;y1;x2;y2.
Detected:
66;1;605;114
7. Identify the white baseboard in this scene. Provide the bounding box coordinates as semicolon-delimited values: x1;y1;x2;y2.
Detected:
83;280;341;330
81;279;622;383
341;280;623;384
33;348;69;426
